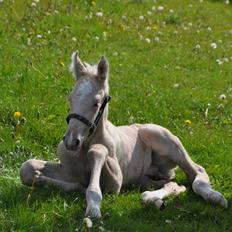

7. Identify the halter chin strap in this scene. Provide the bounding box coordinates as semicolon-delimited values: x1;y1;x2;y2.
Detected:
66;95;111;137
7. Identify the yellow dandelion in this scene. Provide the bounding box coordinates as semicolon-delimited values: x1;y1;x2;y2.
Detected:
14;111;21;120
120;24;126;31
103;31;107;37
152;26;158;30
184;119;192;126
59;61;65;68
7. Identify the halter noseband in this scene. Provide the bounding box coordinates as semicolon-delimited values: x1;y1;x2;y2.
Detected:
66;95;111;137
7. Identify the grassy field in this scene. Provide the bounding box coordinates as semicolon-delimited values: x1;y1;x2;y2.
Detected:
0;0;232;231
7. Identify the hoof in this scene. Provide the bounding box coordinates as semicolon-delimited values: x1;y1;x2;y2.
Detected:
208;191;228;208
85;204;101;218
141;191;164;209
141;191;153;203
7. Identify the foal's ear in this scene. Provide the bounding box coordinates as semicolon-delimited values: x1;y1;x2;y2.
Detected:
70;52;85;80
97;56;109;82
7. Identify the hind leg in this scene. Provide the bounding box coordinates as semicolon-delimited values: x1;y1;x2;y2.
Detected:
141;181;186;209
20;159;84;192
139;124;228;208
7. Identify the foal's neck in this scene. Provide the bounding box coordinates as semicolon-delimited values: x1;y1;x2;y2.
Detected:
86;106;108;145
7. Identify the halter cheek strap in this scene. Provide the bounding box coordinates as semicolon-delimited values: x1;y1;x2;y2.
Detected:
66;95;111;137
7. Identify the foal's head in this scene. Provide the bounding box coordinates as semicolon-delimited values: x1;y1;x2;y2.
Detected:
63;52;109;151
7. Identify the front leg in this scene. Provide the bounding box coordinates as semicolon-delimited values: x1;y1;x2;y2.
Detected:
20;159;85;192
85;144;108;218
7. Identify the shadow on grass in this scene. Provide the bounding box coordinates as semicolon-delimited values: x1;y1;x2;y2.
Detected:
1;178;231;231
103;191;231;232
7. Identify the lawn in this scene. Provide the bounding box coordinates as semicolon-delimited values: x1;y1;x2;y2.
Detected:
0;0;232;231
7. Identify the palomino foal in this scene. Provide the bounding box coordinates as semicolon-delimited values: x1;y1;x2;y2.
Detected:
20;53;228;218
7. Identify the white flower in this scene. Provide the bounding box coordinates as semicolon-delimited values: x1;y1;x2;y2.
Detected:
36;34;42;39
83;218;93;228
225;0;230;4
96;12;103;17
152;6;156;11
169;9;174;14
218;94;226;100
139;15;144;20
210;42;217;49
188;22;192;27
47;30;51;34
147;11;152;16
165;219;172;224
27;38;32;46
173;30;178;35
0;0;4;3
154;37;159;42
157;6;164;12
34;0;40;2
113;51;118;56
173;83;180;88
207;27;212;32
145;38;150;43
122;15;127;20
31;2;36;7
216;59;223;65
223;57;229;62
72;37;77;42
95;36;99;41
195;44;201;49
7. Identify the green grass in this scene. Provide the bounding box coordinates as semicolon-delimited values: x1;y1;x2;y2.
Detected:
0;0;232;231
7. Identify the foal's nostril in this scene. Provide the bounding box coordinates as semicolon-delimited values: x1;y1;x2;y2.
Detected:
76;138;80;146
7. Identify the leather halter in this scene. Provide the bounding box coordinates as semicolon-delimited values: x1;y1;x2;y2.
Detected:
66;95;111;137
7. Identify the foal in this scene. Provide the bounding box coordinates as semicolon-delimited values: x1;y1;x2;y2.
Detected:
20;53;228;218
